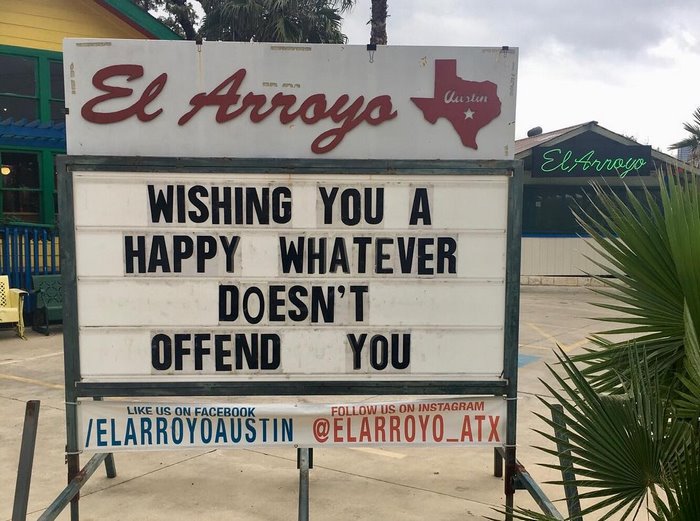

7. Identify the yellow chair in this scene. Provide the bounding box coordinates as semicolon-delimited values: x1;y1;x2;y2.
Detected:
0;275;27;339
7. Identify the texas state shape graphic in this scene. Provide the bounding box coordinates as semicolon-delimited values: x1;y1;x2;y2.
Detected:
411;60;501;149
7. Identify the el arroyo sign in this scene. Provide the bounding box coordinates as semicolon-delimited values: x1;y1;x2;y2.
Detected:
61;41;519;454
64;40;518;160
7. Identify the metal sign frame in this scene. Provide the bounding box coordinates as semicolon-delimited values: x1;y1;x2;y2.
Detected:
58;155;523;517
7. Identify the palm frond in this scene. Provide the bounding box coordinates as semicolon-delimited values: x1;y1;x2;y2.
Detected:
572;174;700;397
649;433;700;521
201;0;349;42
535;350;694;520
675;303;700;417
669;107;700;150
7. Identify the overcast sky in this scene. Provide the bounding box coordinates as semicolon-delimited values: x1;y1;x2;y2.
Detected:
339;0;700;153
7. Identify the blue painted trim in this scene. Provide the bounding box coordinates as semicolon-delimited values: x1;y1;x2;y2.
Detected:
0;119;66;149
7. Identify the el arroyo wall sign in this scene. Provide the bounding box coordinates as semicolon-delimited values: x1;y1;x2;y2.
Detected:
64;40;518;160
531;131;652;178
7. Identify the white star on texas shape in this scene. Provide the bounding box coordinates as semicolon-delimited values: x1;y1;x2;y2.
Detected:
464;108;475;119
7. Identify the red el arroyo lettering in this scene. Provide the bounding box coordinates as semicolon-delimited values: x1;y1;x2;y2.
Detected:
177;69;398;154
81;65;167;124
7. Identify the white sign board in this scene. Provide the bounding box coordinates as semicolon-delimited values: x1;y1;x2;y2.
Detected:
73;171;508;382
78;397;506;451
63;40;518;160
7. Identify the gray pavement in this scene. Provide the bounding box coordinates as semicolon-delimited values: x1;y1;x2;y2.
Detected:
1;286;609;521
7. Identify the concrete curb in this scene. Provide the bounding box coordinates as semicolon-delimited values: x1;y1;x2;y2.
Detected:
520;276;609;287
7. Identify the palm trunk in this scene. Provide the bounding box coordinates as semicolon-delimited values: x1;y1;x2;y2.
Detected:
370;0;387;45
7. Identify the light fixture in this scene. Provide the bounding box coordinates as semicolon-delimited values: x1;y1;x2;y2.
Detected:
0;165;11;176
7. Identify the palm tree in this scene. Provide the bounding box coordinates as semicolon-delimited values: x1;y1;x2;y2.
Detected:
498;350;699;521
200;0;355;43
498;173;700;520
669;107;700;167
370;0;387;45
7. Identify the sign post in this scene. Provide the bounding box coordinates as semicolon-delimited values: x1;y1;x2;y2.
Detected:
58;40;522;519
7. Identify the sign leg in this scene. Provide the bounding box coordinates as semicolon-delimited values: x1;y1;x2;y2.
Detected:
67;453;80;521
298;448;310;521
552;405;581;521
12;400;41;521
493;447;503;478
104;454;117;479
93;398;117;478
504;445;515;521
39;454;109;521
65;400;81;521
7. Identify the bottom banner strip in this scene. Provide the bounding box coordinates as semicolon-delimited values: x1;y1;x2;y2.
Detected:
78;397;506;452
